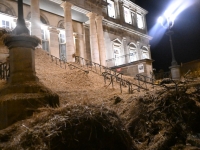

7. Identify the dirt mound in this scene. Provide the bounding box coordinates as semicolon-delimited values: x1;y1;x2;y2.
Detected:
127;84;200;149
0;104;135;150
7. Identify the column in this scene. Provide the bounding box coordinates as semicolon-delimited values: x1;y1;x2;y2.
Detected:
31;0;41;39
137;41;142;60
95;15;106;66
61;2;75;62
86;12;100;64
83;24;91;61
122;37;128;64
148;45;151;59
48;27;60;58
74;33;85;58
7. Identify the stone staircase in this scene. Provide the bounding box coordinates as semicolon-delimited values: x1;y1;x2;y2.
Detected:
0;50;162;94
74;56;160;93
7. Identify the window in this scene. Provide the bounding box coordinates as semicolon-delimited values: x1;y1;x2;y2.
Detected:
59;32;66;61
124;7;132;24
41;28;49;52
107;0;116;18
1;20;10;29
112;38;123;66
114;48;120;66
129;43;137;62
137;13;144;29
141;47;149;59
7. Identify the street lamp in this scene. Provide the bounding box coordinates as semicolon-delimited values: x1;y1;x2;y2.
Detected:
12;0;30;35
158;14;180;80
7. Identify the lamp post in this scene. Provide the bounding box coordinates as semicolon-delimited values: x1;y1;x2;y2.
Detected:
158;15;180;80
12;0;30;35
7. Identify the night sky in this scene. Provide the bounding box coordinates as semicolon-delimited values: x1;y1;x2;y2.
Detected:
135;0;200;71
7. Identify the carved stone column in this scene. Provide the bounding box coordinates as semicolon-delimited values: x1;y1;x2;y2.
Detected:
61;2;75;62
96;15;106;66
48;27;60;58
86;12;100;64
31;0;41;39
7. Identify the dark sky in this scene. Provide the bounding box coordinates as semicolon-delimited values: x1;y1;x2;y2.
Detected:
135;0;200;71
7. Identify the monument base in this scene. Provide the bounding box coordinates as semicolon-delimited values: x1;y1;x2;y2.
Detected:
0;82;59;130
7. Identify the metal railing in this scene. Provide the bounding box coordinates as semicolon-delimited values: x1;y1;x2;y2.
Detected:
48;54;89;74
102;71;148;94
106;53;137;67
0;62;9;81
75;56;123;76
75;56;158;93
135;73;155;90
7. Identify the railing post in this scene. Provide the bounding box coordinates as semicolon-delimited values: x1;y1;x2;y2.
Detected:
120;78;122;93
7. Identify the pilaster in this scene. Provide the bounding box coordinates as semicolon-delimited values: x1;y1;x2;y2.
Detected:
61;2;75;62
31;0;41;39
122;37;128;64
48;27;60;58
95;15;106;66
86;12;100;64
137;41;142;60
74;33;85;59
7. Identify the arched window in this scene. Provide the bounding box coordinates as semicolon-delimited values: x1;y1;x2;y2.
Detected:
57;20;65;29
129;43;137;62
141;46;149;59
40;16;48;25
0;3;16;30
26;12;49;25
0;3;15;16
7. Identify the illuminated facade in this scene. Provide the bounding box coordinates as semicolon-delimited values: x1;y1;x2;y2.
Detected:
0;0;153;77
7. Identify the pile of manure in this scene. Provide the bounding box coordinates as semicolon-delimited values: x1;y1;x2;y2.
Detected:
127;85;200;150
0;104;135;150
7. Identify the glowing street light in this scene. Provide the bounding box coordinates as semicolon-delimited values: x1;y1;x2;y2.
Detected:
158;14;180;80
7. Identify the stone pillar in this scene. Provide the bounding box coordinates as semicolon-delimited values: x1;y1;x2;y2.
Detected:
74;33;85;58
31;0;41;39
96;15;106;66
48;27;60;58
137;41;141;60
86;12;100;64
0;35;59;130
122;37;128;63
83;24;91;61
61;2;75;62
148;45;151;59
4;36;39;84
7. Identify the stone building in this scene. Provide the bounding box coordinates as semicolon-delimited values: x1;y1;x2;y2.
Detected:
0;0;152;77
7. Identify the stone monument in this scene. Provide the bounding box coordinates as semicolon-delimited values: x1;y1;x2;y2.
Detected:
0;0;59;130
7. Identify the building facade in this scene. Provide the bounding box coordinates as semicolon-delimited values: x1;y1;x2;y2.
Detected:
0;0;153;77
